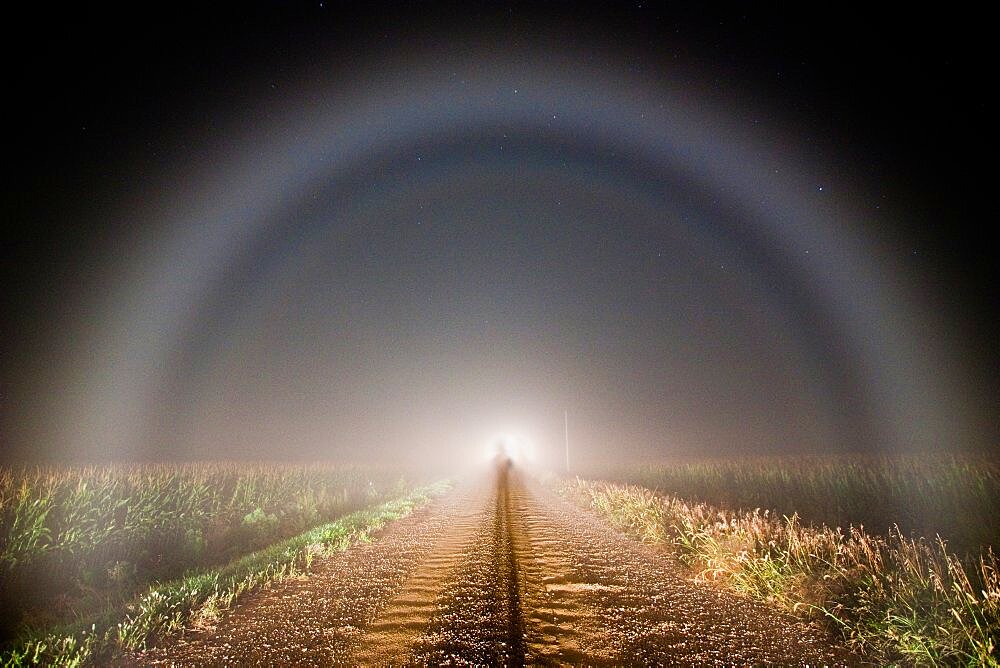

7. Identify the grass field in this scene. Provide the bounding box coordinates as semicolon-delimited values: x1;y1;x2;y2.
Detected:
556;454;1000;664
0;462;442;663
570;454;1000;555
6;456;996;664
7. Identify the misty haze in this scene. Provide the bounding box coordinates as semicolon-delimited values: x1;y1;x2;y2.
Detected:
2;3;997;665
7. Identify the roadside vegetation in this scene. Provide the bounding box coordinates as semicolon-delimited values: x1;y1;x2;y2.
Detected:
0;463;443;664
569;455;1000;556
553;455;1000;665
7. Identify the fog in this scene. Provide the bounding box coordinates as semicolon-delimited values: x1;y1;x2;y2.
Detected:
3;8;993;466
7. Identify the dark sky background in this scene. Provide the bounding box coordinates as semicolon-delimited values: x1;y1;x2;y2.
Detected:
2;3;995;465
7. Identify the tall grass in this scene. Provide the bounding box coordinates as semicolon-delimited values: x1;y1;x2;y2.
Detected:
573;455;1000;555
555;475;1000;665
0;463;419;643
2;481;450;667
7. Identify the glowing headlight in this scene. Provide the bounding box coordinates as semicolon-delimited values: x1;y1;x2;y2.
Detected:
484;433;535;463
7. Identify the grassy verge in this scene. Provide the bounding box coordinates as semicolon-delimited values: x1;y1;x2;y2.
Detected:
551;476;999;665
568;455;1000;556
2;480;450;667
0;463;420;640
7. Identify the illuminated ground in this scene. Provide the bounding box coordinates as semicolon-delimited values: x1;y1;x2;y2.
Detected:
128;462;855;665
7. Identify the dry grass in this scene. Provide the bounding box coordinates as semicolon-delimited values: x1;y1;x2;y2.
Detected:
554;475;999;665
571;455;1000;556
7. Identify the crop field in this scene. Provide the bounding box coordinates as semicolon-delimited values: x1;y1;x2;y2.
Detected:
3;456;997;665
556;454;1000;664
0;462;444;664
570;454;1000;555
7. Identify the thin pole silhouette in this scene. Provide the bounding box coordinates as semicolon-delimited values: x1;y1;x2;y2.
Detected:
564;410;570;473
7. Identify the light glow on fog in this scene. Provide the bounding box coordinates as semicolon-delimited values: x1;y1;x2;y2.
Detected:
13;39;983;463
485;433;536;464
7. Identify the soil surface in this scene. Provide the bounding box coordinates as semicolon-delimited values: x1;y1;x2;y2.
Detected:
128;463;858;665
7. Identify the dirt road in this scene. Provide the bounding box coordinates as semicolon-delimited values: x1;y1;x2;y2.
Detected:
131;463;855;665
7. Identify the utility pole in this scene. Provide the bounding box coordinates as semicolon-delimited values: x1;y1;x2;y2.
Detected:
564;410;570;473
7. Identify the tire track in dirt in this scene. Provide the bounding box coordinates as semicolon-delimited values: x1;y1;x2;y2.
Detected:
509;473;616;664
126;479;486;666
403;461;524;665
349;476;491;665
510;472;856;665
127;463;858;665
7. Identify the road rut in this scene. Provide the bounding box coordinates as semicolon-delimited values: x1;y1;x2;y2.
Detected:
131;463;856;665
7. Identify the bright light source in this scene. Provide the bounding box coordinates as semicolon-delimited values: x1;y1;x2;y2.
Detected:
484;432;535;463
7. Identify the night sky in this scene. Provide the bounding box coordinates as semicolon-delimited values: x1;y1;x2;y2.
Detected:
2;3;995;465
